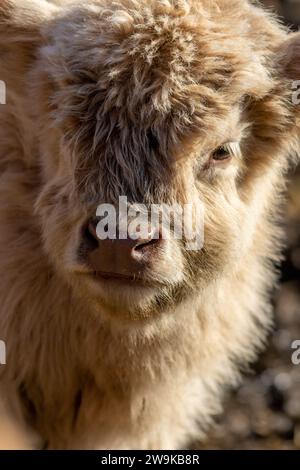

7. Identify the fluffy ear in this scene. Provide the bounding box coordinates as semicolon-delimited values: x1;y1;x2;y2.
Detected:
278;32;300;80
0;0;58;94
0;0;58;40
277;33;300;165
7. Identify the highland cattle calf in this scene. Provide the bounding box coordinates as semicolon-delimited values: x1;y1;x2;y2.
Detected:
0;0;300;449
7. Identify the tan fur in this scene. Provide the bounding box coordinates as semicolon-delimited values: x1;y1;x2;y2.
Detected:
0;0;300;449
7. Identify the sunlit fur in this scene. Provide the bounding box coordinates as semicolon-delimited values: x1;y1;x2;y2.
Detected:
0;0;300;449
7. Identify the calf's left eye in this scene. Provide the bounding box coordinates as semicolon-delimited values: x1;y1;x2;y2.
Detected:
211;143;234;163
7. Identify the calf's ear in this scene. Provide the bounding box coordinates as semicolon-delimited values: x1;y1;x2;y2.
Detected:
277;33;300;165
0;0;58;95
278;32;300;80
0;0;58;36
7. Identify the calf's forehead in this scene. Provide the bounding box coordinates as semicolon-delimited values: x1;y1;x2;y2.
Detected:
39;0;280;200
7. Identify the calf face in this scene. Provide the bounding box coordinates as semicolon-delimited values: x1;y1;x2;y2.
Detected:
1;0;300;323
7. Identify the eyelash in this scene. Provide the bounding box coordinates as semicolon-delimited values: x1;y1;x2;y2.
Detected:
209;142;239;168
212;143;234;162
197;142;239;175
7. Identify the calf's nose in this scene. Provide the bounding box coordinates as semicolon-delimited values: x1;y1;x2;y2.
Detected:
85;220;162;278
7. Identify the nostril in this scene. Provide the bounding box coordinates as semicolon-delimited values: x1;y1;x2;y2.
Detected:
134;238;159;251
133;231;162;253
82;219;99;251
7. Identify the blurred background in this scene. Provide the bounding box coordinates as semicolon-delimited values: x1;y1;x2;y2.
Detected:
198;0;300;450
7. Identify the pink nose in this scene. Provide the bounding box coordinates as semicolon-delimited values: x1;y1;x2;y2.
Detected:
85;220;162;279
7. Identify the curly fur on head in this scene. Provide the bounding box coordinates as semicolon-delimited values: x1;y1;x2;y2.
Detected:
0;0;300;449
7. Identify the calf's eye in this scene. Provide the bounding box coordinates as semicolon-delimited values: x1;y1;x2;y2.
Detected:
211;143;233;163
199;141;239;174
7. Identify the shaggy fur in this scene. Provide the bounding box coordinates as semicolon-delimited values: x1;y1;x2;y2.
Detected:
0;0;300;449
